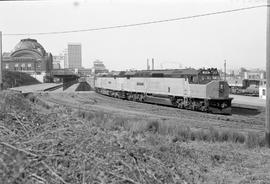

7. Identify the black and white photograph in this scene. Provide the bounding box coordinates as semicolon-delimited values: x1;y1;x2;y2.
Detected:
0;0;270;183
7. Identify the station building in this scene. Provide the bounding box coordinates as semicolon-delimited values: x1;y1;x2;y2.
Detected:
2;38;53;77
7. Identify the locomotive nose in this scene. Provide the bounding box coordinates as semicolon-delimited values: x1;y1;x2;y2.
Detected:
219;81;229;98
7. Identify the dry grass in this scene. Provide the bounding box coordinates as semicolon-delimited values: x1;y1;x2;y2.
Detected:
246;131;265;148
1;92;269;184
1;92;184;183
74;109;260;147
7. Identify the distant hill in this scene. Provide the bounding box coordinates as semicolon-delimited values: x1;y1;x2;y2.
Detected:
2;70;41;89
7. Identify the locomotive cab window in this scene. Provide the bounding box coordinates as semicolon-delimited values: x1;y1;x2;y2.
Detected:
220;84;224;90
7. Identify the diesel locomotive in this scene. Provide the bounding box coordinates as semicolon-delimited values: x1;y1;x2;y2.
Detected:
94;68;233;114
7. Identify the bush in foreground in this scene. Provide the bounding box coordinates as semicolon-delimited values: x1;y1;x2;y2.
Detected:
74;110;264;148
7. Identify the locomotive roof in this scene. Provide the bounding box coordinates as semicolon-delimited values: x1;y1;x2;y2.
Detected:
99;68;218;77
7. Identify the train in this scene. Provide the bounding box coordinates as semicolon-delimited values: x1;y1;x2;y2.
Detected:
94;68;233;115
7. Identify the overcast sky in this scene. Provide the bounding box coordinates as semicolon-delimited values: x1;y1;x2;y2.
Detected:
0;0;267;71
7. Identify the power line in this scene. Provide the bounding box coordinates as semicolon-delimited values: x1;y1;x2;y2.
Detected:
3;4;268;36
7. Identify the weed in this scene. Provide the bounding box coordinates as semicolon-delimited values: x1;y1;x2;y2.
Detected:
209;127;219;142
219;130;230;142
246;132;261;148
177;126;191;141
146;120;160;133
231;131;245;144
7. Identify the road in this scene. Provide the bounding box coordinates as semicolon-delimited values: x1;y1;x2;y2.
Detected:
9;83;62;93
230;94;265;108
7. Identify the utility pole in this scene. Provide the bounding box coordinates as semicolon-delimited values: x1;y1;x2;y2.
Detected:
224;60;226;81
0;31;2;90
265;0;270;147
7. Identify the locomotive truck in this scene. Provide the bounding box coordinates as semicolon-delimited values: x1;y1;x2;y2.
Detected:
94;68;233;114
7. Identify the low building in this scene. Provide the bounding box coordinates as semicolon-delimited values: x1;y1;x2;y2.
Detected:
93;60;108;74
53;54;65;69
226;77;243;88
77;68;92;76
244;70;266;80
53;63;61;69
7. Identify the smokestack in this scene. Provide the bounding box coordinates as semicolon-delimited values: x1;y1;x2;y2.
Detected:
224;60;226;81
147;58;150;70
152;58;154;70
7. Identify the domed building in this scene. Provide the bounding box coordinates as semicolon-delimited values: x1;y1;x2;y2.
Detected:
3;38;53;76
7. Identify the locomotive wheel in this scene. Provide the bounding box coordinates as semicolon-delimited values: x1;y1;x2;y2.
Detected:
133;94;137;101
140;95;145;102
177;103;184;109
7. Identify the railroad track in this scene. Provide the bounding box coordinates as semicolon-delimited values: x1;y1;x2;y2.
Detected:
39;93;265;134
82;93;265;126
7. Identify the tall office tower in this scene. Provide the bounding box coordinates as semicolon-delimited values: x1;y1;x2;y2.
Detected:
67;43;82;69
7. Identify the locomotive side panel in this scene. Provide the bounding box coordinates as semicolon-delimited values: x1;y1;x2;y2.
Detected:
189;84;207;99
205;81;220;99
94;77;101;88
115;78;125;91
95;77;118;91
146;78;186;96
123;78;147;93
102;77;116;90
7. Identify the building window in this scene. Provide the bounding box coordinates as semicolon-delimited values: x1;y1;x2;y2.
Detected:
263;89;266;96
26;63;32;70
21;63;25;70
5;64;9;69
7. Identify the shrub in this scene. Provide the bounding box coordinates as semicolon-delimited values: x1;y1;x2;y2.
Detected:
146;120;160;133
246;132;261;148
177;126;191;141
231;131;245;144
219;130;231;142
125;120;149;133
209;127;219;142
